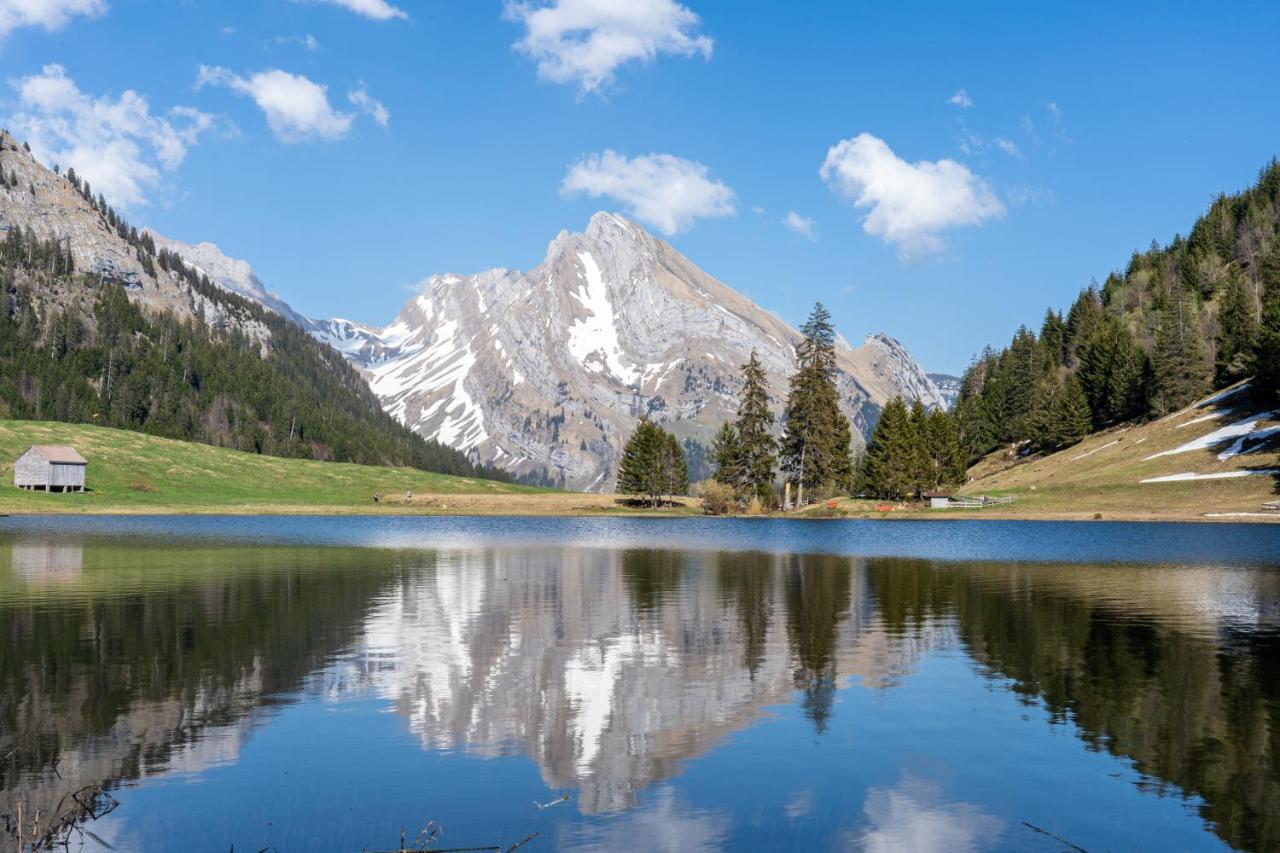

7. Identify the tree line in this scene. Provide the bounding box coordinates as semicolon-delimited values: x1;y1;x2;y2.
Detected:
618;303;956;509
955;159;1280;464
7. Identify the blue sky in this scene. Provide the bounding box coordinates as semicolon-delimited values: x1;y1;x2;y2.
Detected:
2;0;1278;373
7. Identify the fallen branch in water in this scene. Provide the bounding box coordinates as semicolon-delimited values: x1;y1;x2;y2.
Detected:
367;822;540;853
1022;820;1088;852
1;784;120;851
533;795;569;810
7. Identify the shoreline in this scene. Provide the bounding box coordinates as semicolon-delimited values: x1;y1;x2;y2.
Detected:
1;503;1277;524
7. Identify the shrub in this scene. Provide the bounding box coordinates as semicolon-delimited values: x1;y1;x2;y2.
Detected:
699;480;736;516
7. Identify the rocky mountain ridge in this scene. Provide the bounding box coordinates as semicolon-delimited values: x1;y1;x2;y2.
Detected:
0;131;270;345
299;212;945;490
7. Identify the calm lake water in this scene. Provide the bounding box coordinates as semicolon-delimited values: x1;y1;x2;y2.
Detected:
1;517;1278;852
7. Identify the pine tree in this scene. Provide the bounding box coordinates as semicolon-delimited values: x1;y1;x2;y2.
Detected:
1002;326;1042;436
735;349;778;503
1152;282;1210;413
1064;286;1104;367
861;398;915;499
656;429;689;501
1040;308;1067;366
1214;268;1258;385
1027;379;1060;452
781;304;853;501
1255;244;1280;401
618;419;686;505
710;421;743;490
1054;377;1092;447
922;407;965;488
1078;318;1147;427
618;418;661;500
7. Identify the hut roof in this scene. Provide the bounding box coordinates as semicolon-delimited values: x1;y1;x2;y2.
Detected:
28;445;87;464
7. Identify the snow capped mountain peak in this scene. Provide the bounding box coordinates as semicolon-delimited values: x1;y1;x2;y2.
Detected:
309;214;946;490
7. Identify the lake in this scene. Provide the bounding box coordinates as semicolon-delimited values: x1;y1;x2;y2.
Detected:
1;517;1278;852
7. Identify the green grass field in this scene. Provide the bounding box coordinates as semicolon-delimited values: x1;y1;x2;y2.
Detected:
799;384;1280;523
0;419;558;514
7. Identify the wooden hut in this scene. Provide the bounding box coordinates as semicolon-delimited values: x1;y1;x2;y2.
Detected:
13;445;87;492
922;491;953;509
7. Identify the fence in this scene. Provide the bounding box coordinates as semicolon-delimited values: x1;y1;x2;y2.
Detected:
946;495;1017;508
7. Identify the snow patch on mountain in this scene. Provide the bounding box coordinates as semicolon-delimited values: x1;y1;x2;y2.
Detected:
568;251;638;384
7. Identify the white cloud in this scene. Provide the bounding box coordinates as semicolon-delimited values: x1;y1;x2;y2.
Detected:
306;0;407;21
750;205;764;214
505;0;713;95
1045;100;1071;141
5;63;214;207
1005;183;1055;208
347;85;389;127
561;149;734;235
782;210;816;240
992;136;1021;157
947;88;973;108
855;776;1005;853
276;33;320;51
0;0;105;37
820;132;1005;257
197;66;361;143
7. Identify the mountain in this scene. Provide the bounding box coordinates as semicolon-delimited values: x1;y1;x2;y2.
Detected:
144;230;311;327
0;131;504;480
308;212;944;490
927;373;962;410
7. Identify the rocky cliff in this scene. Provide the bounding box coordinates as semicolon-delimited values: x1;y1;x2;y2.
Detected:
308;212;945;490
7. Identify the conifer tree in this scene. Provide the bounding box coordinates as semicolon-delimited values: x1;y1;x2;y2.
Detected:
1040;308;1067;366
734;349;778;503
781;304;853;500
923;407;965;487
1002;326;1042;435
860;398;915;499
1078;318;1147;427
1255;244;1280;401
710;421;743;490
656;429;689;501
618;418;661;500
1027;379;1060;452
1152;283;1210;413
618;419;687;505
1214;268;1258;385
1054;377;1092;448
1064;286;1104;366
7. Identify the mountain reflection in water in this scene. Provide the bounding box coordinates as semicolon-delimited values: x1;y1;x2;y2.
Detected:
1;523;1277;851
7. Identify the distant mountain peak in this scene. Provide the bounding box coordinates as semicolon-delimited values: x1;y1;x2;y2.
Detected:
308;213;945;490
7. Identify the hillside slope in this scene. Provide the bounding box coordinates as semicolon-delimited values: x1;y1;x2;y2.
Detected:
0;419;546;514
962;383;1279;519
953;160;1280;465
0;131;503;480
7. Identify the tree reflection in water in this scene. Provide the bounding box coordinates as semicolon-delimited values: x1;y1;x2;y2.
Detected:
1;536;1276;850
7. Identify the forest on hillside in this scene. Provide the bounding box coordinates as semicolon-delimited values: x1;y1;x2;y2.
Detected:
952;160;1280;463
0;220;509;481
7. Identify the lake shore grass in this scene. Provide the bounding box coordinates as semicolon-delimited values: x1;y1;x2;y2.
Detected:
1;418;1276;521
0;419;703;517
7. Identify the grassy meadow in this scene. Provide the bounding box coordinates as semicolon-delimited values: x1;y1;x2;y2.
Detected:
0;419;577;515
